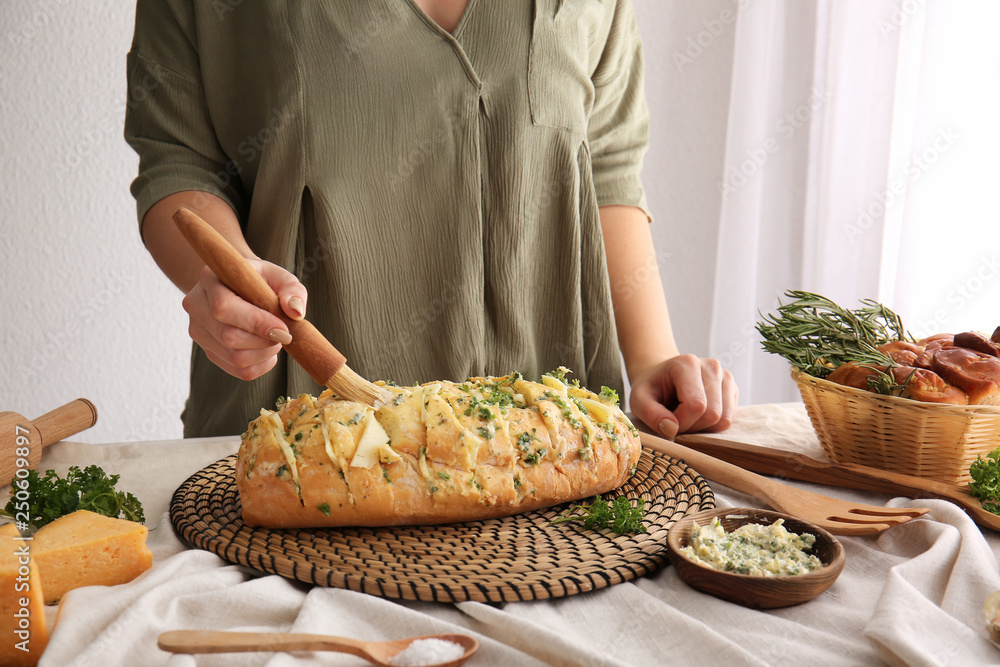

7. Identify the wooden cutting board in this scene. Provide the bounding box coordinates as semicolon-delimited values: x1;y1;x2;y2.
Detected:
675;433;1000;532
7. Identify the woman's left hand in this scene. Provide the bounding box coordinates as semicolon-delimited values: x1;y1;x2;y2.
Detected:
628;354;738;440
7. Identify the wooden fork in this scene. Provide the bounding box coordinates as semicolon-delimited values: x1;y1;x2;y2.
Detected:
640;431;930;536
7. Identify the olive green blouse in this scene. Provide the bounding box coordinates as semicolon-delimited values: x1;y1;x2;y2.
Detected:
125;0;650;437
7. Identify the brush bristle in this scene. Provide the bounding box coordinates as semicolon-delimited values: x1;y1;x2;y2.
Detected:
327;364;393;408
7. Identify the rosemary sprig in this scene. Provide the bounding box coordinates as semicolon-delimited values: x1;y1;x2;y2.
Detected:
756;291;912;391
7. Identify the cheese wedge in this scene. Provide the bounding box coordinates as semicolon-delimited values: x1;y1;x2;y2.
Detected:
31;510;152;605
0;523;47;666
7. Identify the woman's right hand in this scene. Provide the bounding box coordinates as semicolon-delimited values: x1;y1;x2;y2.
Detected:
181;260;308;381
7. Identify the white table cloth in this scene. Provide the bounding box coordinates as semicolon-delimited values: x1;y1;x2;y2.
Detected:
14;404;1000;666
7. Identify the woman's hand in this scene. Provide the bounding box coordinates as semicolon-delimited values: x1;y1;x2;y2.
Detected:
628;354;738;440
181;260;308;381
140;191;308;381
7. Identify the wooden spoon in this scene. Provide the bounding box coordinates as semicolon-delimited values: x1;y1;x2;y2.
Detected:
158;630;478;666
0;399;98;486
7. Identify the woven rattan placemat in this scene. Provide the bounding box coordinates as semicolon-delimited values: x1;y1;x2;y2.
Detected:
169;448;714;603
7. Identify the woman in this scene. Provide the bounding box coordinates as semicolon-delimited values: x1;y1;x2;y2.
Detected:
126;0;737;439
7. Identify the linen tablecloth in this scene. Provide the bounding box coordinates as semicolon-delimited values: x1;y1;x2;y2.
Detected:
13;404;1000;666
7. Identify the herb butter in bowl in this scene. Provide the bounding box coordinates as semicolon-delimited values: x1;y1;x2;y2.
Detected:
666;508;845;609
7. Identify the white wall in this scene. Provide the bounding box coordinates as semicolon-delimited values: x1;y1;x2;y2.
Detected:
1;2;190;443
0;1;733;443
635;0;736;357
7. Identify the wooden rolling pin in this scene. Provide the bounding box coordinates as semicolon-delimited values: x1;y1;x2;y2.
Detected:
0;399;98;486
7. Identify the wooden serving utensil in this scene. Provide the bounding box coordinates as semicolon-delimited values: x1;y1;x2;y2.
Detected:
0;399;98;486
173;207;392;408
158;630;478;667
676;433;1000;532
640;431;929;535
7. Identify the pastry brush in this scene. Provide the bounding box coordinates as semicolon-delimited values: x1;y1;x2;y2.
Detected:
173;207;392;409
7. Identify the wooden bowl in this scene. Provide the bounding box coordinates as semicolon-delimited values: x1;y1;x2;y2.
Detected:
666;508;845;609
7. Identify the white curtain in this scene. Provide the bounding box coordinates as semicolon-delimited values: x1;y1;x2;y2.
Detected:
707;0;993;405
886;1;1000;340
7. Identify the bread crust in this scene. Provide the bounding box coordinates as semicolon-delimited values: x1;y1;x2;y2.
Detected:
236;373;641;528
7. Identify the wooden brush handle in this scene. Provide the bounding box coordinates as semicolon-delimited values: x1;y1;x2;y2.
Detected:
172;207;346;386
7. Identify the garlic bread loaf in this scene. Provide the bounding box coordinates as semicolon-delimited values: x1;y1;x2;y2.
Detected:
236;371;641;528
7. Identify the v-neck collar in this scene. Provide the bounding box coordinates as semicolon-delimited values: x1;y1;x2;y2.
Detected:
402;0;479;41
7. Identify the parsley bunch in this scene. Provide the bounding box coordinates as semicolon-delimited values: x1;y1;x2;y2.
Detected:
4;465;145;528
970;447;1000;515
551;495;647;534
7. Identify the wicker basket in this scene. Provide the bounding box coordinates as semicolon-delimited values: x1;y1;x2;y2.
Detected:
791;367;1000;486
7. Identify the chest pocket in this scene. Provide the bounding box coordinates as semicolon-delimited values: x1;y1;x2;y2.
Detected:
527;0;607;133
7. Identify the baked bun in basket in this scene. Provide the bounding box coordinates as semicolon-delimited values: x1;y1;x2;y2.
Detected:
931;348;1000;406
827;362;969;405
236;372;641;528
825;331;1000;406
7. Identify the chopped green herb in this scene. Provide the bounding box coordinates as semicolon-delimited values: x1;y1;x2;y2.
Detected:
517;431;536;452
599;386;620;406
554;397;574;419
382;467;392;484
317;502;331;516
544;366;571;382
437;471;451;480
551;495;646;534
